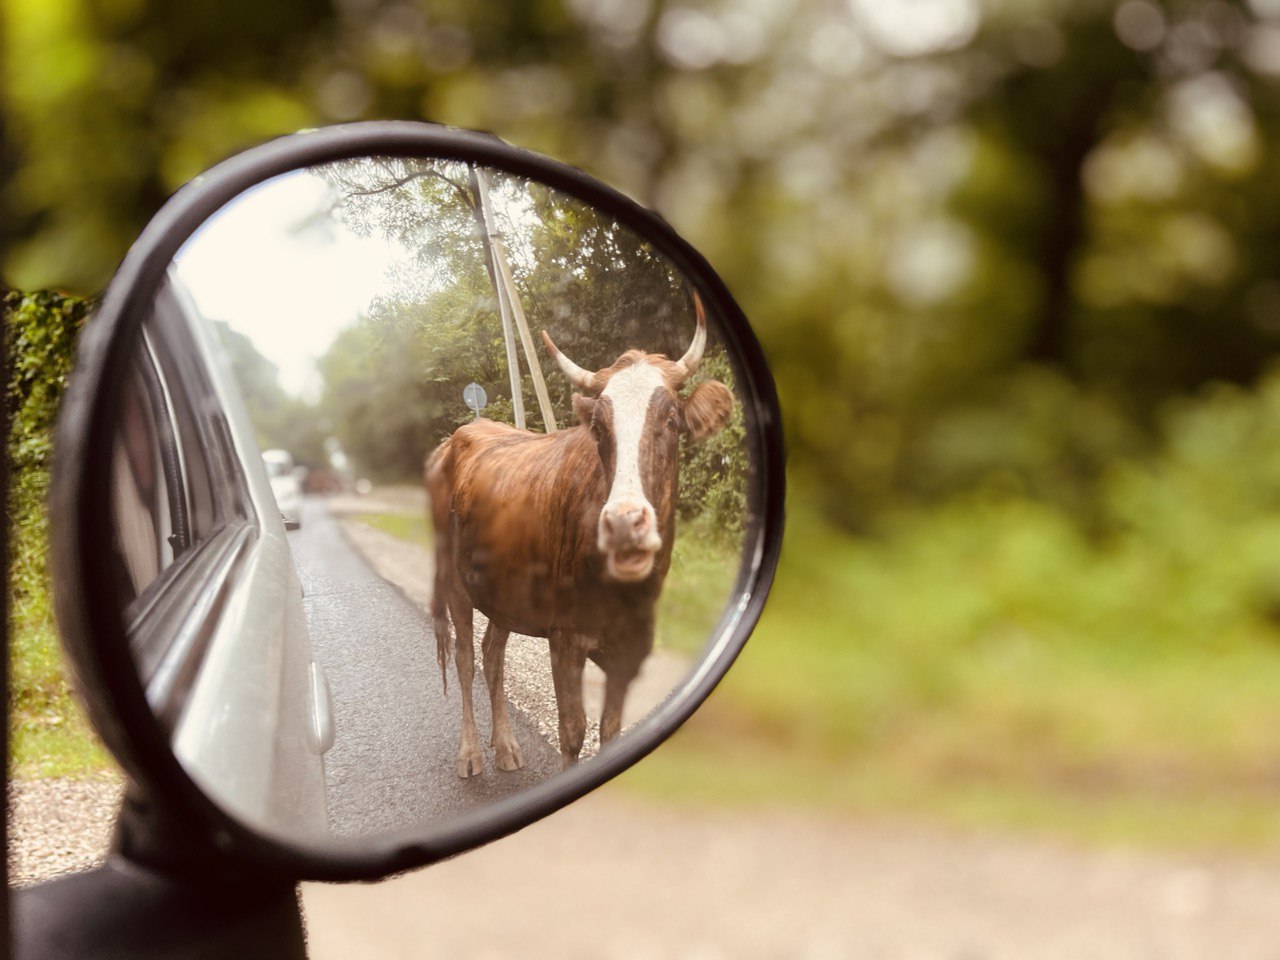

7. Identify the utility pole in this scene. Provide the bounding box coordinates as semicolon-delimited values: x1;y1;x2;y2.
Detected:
472;167;558;433
471;167;525;429
489;230;558;433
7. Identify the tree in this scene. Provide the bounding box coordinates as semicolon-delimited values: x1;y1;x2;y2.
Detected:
213;321;328;469
310;156;749;534
12;0;1280;530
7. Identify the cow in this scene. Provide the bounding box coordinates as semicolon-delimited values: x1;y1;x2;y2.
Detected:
425;297;734;777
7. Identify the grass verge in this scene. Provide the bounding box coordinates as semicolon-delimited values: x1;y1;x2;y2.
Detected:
10;585;115;779
352;511;433;547
657;524;740;657
620;500;1280;852
20;484;1280;855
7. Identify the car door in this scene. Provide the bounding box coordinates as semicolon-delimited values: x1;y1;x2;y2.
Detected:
110;276;331;841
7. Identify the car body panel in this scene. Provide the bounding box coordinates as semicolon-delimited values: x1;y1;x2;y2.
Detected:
145;272;330;841
263;449;303;528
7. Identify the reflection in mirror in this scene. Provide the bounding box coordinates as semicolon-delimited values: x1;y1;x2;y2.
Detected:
108;157;757;845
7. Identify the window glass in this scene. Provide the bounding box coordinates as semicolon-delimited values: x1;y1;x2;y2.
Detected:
111;353;178;606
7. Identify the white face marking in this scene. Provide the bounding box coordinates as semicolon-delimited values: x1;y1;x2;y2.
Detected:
599;363;665;543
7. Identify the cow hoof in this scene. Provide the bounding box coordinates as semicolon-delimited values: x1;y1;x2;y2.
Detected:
457;752;484;778
495;740;524;772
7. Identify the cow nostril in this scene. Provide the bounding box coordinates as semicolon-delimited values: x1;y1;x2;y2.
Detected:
603;506;652;544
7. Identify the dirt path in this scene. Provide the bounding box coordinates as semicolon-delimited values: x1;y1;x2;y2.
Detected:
302;786;1280;960
12;776;1280;958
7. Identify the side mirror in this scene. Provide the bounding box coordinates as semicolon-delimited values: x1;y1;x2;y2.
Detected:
20;122;783;955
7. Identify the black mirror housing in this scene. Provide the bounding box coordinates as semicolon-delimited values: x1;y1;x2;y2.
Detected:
40;122;784;891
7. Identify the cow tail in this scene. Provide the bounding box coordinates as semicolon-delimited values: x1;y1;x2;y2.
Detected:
426;441;453;697
433;594;450;697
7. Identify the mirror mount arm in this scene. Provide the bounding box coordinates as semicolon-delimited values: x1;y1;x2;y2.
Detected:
13;787;307;960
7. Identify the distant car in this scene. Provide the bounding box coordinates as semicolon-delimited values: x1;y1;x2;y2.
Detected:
304;466;347;495
262;448;303;529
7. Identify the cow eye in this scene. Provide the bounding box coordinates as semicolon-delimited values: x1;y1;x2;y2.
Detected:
666;414;679;432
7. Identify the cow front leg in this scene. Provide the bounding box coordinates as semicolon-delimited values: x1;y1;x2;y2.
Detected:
549;631;587;769
450;600;483;778
599;656;642;745
481;622;523;772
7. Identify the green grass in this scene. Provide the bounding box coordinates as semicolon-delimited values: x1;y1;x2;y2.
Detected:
657;524;741;656
619;733;1280;852
620;498;1280;853
352;511;433;547
10;579;115;779
9;462;116;779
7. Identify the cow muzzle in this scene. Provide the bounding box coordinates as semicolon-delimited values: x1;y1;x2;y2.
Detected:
599;501;662;582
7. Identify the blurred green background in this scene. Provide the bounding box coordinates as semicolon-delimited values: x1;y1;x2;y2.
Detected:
6;0;1280;850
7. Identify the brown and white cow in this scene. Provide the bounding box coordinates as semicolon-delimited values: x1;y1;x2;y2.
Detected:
425;299;733;777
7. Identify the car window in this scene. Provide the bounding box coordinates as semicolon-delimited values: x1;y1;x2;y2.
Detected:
110;341;181;603
113;285;254;620
161;352;218;542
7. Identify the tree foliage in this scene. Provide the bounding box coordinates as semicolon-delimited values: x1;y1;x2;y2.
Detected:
12;2;1280;814
310;158;749;540
211;321;328;469
8;0;1280;532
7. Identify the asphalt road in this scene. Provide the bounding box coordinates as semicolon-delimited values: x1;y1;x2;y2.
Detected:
289;496;561;838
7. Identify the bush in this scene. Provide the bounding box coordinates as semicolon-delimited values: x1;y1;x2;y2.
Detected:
5;290;109;776
677;353;749;545
907;365;1145;528
6;289;91;605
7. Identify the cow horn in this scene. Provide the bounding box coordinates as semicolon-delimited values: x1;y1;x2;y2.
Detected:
673;293;707;384
542;330;599;391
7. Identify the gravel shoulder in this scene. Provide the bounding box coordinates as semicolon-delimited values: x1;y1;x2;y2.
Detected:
303;786;1280;960
8;777;123;887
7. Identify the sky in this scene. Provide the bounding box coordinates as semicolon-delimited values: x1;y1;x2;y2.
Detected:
848;0;979;56
172;169;398;400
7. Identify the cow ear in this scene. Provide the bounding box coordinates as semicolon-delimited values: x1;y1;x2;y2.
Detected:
572;392;597;427
681;380;733;441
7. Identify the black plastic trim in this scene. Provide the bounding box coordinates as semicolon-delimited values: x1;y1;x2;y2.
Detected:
49;121;786;883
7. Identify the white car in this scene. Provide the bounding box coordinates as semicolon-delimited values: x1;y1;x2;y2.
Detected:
262;449;303;529
109;274;330;841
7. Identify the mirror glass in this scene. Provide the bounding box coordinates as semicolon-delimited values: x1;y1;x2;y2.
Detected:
107;156;760;845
